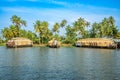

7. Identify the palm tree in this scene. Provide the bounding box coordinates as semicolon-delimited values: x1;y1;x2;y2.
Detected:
11;15;26;37
9;25;18;37
44;29;53;43
60;19;67;28
2;25;19;40
52;22;60;35
34;20;49;44
65;25;76;44
60;19;67;39
34;20;42;44
114;32;120;39
108;16;115;37
100;16;116;38
90;22;100;38
109;16;115;26
73;17;90;38
2;27;13;40
41;21;49;44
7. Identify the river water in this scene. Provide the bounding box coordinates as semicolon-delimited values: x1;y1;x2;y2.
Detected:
0;46;120;80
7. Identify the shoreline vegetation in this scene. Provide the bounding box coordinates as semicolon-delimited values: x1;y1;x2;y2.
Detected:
0;43;5;46
0;15;120;47
33;44;73;47
0;43;73;47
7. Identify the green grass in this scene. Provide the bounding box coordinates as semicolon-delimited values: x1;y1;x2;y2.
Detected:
0;43;5;46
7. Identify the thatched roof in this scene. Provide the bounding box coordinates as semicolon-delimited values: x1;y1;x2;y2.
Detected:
77;38;114;43
12;37;32;41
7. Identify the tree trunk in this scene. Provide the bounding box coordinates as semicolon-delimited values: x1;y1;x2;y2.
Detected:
17;26;20;37
39;33;40;44
39;37;40;44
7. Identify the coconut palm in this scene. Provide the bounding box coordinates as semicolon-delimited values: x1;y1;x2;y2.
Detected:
34;20;49;44
60;19;67;28
73;17;90;38
90;22;100;38
44;29;53;43
11;15;26;37
2;27;13;40
65;25;76;44
60;19;67;38
108;16;116;37
114;32;120;39
9;25;18;37
52;22;60;35
100;16;117;38
2;25;18;40
109;16;115;26
41;21;49;44
34;20;42;44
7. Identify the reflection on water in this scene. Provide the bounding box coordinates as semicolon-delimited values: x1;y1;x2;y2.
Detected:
0;46;120;80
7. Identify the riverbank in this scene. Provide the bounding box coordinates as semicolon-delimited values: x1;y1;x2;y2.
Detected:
33;44;73;47
61;44;73;47
33;44;47;47
0;43;5;46
0;43;73;47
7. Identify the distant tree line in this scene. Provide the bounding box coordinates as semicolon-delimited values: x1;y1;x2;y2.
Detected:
1;15;120;44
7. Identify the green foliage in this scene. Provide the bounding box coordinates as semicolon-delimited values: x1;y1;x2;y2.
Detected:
90;22;100;38
2;26;37;42
60;19;67;28
0;37;2;44
19;30;37;43
11;15;26;37
63;25;76;44
90;16;119;38
73;17;90;38
2;25;18;40
34;20;52;44
52;22;60;35
1;15;120;45
114;32;120;39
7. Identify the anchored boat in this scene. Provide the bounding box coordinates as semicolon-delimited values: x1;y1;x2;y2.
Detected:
48;39;60;48
6;37;33;48
75;38;119;49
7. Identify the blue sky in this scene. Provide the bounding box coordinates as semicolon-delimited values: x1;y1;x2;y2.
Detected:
0;0;120;35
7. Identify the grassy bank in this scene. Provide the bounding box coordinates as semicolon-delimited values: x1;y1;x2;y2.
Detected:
0;43;5;46
33;43;73;47
0;43;73;47
61;44;73;47
33;44;47;47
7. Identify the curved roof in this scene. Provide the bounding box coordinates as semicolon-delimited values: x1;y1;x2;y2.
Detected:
11;37;31;41
77;38;114;43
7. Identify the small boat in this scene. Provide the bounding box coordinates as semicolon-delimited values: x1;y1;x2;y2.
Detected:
48;39;60;48
6;37;33;48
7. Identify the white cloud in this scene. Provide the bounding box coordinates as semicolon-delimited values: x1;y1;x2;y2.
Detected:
1;7;30;13
0;4;120;32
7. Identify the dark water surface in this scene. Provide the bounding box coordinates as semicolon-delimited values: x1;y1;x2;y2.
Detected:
0;46;120;80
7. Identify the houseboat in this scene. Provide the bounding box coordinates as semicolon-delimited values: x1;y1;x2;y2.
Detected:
6;37;33;48
75;38;118;49
48;39;60;48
